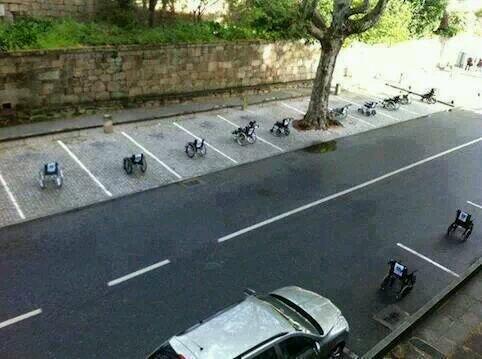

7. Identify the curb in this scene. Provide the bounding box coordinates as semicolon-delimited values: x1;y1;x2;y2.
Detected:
363;257;481;359
385;83;456;108
0;90;310;144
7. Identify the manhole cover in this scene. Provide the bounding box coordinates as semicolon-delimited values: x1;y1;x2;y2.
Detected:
409;337;446;358
373;304;409;330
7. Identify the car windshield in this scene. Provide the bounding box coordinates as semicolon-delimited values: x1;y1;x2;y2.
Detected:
258;295;318;334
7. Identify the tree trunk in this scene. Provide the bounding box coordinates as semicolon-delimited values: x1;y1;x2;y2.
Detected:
302;39;343;130
148;0;157;27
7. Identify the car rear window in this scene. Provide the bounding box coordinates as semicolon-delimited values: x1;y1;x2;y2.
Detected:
148;343;182;359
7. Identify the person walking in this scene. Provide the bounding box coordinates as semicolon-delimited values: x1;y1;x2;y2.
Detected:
465;57;473;71
477;58;482;72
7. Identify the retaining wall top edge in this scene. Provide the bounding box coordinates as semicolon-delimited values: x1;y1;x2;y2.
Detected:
0;39;307;58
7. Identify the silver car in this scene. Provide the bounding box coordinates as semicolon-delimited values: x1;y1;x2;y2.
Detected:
148;286;349;359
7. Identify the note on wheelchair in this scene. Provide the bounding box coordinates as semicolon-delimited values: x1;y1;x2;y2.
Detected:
458;211;468;223
393;262;406;278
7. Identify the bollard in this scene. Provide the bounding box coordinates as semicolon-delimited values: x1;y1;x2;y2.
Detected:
103;114;114;134
242;95;248;111
335;83;341;95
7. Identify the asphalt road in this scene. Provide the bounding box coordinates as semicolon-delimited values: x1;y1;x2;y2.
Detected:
0;109;481;358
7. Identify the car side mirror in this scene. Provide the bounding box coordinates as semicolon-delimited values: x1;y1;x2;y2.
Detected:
244;288;256;297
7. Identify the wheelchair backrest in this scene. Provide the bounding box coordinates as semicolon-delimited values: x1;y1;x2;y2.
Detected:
282;118;290;126
365;102;375;108
133;154;143;163
457;210;470;223
44;162;59;175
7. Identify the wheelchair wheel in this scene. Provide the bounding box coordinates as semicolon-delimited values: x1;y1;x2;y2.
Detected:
247;133;256;144
380;274;391;291
140;158;147;173
56;176;63;188
428;97;436;104
185;144;196;158
400;98;409;105
371;110;376;116
199;144;207;156
463;225;473;241
397;284;413;299
357;108;363;114
385;102;396;111
124;158;133;174
273;128;282;137
236;133;248;146
284;128;290;136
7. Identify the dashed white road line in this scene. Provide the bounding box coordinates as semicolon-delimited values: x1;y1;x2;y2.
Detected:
281;102;305;115
336;95;400;122
216;115;284;152
0;309;42;329
57;140;113;197
173;122;238;164
467;201;482;209
0;172;25;220
397;243;460;278
108;259;170;286
217;136;482;243
121;131;183;180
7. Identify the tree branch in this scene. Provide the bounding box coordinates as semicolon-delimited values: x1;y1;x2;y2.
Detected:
346;0;389;35
308;21;325;40
301;0;328;39
348;0;369;17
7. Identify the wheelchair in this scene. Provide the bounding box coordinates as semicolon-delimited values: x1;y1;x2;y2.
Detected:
357;101;378;116
232;121;259;146
420;88;437;104
185;138;207;158
39;162;64;189
380;260;417;300
270;118;292;137
447;209;474;241
123;153;147;174
382;98;400;111
329;104;351;121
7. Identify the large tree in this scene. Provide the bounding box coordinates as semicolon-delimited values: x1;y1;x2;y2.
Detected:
299;0;389;129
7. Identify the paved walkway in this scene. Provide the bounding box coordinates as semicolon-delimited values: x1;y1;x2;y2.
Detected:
386;269;481;359
0;87;312;142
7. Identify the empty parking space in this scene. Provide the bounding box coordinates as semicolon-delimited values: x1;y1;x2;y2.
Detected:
0;138;107;224
119;119;234;178
59;130;175;197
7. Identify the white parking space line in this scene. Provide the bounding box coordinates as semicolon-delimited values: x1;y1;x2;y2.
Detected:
336;96;400;122
58;140;113;197
281;102;305;115
397;243;460;278
121;131;183;180
348;114;376;128
0;309;42;329
216;115;284;152
217;136;482;243
0;172;26;220
467;201;482;209
173;122;238;164
107;259;170;286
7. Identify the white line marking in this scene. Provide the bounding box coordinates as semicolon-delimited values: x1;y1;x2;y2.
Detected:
173;122;238;164
121;132;183;180
57;140;113;197
467;201;482;209
216;115;284;152
108;259;170;286
336;96;400;122
0;173;25;220
397;243;460;278
348;114;376;128
0;309;42;329
218;136;482;243
281;102;305;115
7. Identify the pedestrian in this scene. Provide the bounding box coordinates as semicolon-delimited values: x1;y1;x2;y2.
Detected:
477;58;482;72
465;57;473;71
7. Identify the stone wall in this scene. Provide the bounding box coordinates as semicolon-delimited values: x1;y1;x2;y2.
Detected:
0;41;320;122
0;0;97;21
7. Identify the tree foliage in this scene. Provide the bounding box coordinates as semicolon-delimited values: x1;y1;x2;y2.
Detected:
407;0;448;37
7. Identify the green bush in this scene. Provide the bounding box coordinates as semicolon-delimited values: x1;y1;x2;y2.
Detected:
0;18;53;51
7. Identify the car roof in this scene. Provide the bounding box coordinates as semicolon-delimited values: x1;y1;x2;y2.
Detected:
170;296;296;359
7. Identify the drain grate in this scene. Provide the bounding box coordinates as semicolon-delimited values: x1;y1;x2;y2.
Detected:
373;305;409;330
409;337;446;358
181;178;202;187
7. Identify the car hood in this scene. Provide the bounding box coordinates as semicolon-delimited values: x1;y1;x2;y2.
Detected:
270;286;344;335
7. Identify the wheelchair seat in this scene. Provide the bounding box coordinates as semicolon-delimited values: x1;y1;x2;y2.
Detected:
132;154;144;164
44;162;59;176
